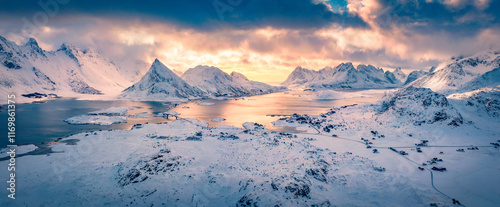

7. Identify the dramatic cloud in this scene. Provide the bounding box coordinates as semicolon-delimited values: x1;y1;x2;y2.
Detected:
0;0;498;83
0;0;367;30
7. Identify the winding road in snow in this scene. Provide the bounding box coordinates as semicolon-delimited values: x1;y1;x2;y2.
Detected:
186;117;484;206
295;126;471;206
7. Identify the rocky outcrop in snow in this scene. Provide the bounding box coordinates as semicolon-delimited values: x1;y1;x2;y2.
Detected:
277;86;464;137
377;86;463;126
281;63;403;90
404;70;428;85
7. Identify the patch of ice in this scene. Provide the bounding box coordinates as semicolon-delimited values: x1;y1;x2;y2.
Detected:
65;115;127;126
159;111;181;116
0;144;38;158
242;122;265;131
308;90;371;100
128;112;151;118
89;106;139;116
198;102;216;106
211;118;226;122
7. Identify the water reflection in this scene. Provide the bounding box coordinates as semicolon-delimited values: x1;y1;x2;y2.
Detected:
173;91;382;131
0;99;173;147
0;91;384;147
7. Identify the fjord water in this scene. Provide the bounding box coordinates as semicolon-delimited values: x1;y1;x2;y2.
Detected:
0;91;383;148
172;91;381;131
0;99;172;148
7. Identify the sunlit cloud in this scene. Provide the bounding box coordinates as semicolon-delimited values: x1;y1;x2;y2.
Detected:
0;0;498;83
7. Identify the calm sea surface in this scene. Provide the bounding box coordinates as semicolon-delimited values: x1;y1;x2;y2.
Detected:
0;91;383;148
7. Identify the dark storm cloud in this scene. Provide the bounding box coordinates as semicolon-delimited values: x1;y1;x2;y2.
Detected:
0;0;367;30
374;0;500;35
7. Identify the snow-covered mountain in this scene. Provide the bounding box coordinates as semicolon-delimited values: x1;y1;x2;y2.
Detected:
444;67;500;123
376;86;463;126
401;50;500;125
403;70;428;85
281;66;321;88
181;65;286;97
392;67;407;83
410;50;500;95
281;63;403;90
230;71;249;81
448;87;500;119
121;59;205;101
457;67;500;91
0;35;131;102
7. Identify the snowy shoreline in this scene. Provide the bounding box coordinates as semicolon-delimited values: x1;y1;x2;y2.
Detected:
1;115;498;206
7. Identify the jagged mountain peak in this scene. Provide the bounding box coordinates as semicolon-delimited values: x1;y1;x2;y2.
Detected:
384;70;400;84
182;65;285;97
0;34;9;44
0;35;132;101
335;62;355;71
121;59;204;100
152;58;161;65
231;71;249;81
58;42;81;54
282;62;403;89
25;38;39;47
357;64;379;70
146;59;178;78
392;67;407;83
293;66;306;71
59;42;73;50
0;34;24;69
23;37;46;58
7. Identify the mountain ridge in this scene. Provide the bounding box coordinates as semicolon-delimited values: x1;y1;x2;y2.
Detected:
281;63;403;90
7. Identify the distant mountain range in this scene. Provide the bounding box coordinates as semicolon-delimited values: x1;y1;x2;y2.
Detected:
121;59;205;101
409;50;500;121
0;36;285;102
2;35;499;111
121;59;286;101
281;63;405;90
409;50;500;94
0;35;132;102
181;65;286;97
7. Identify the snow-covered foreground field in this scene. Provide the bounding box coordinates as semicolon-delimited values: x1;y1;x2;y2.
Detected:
1;116;498;206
